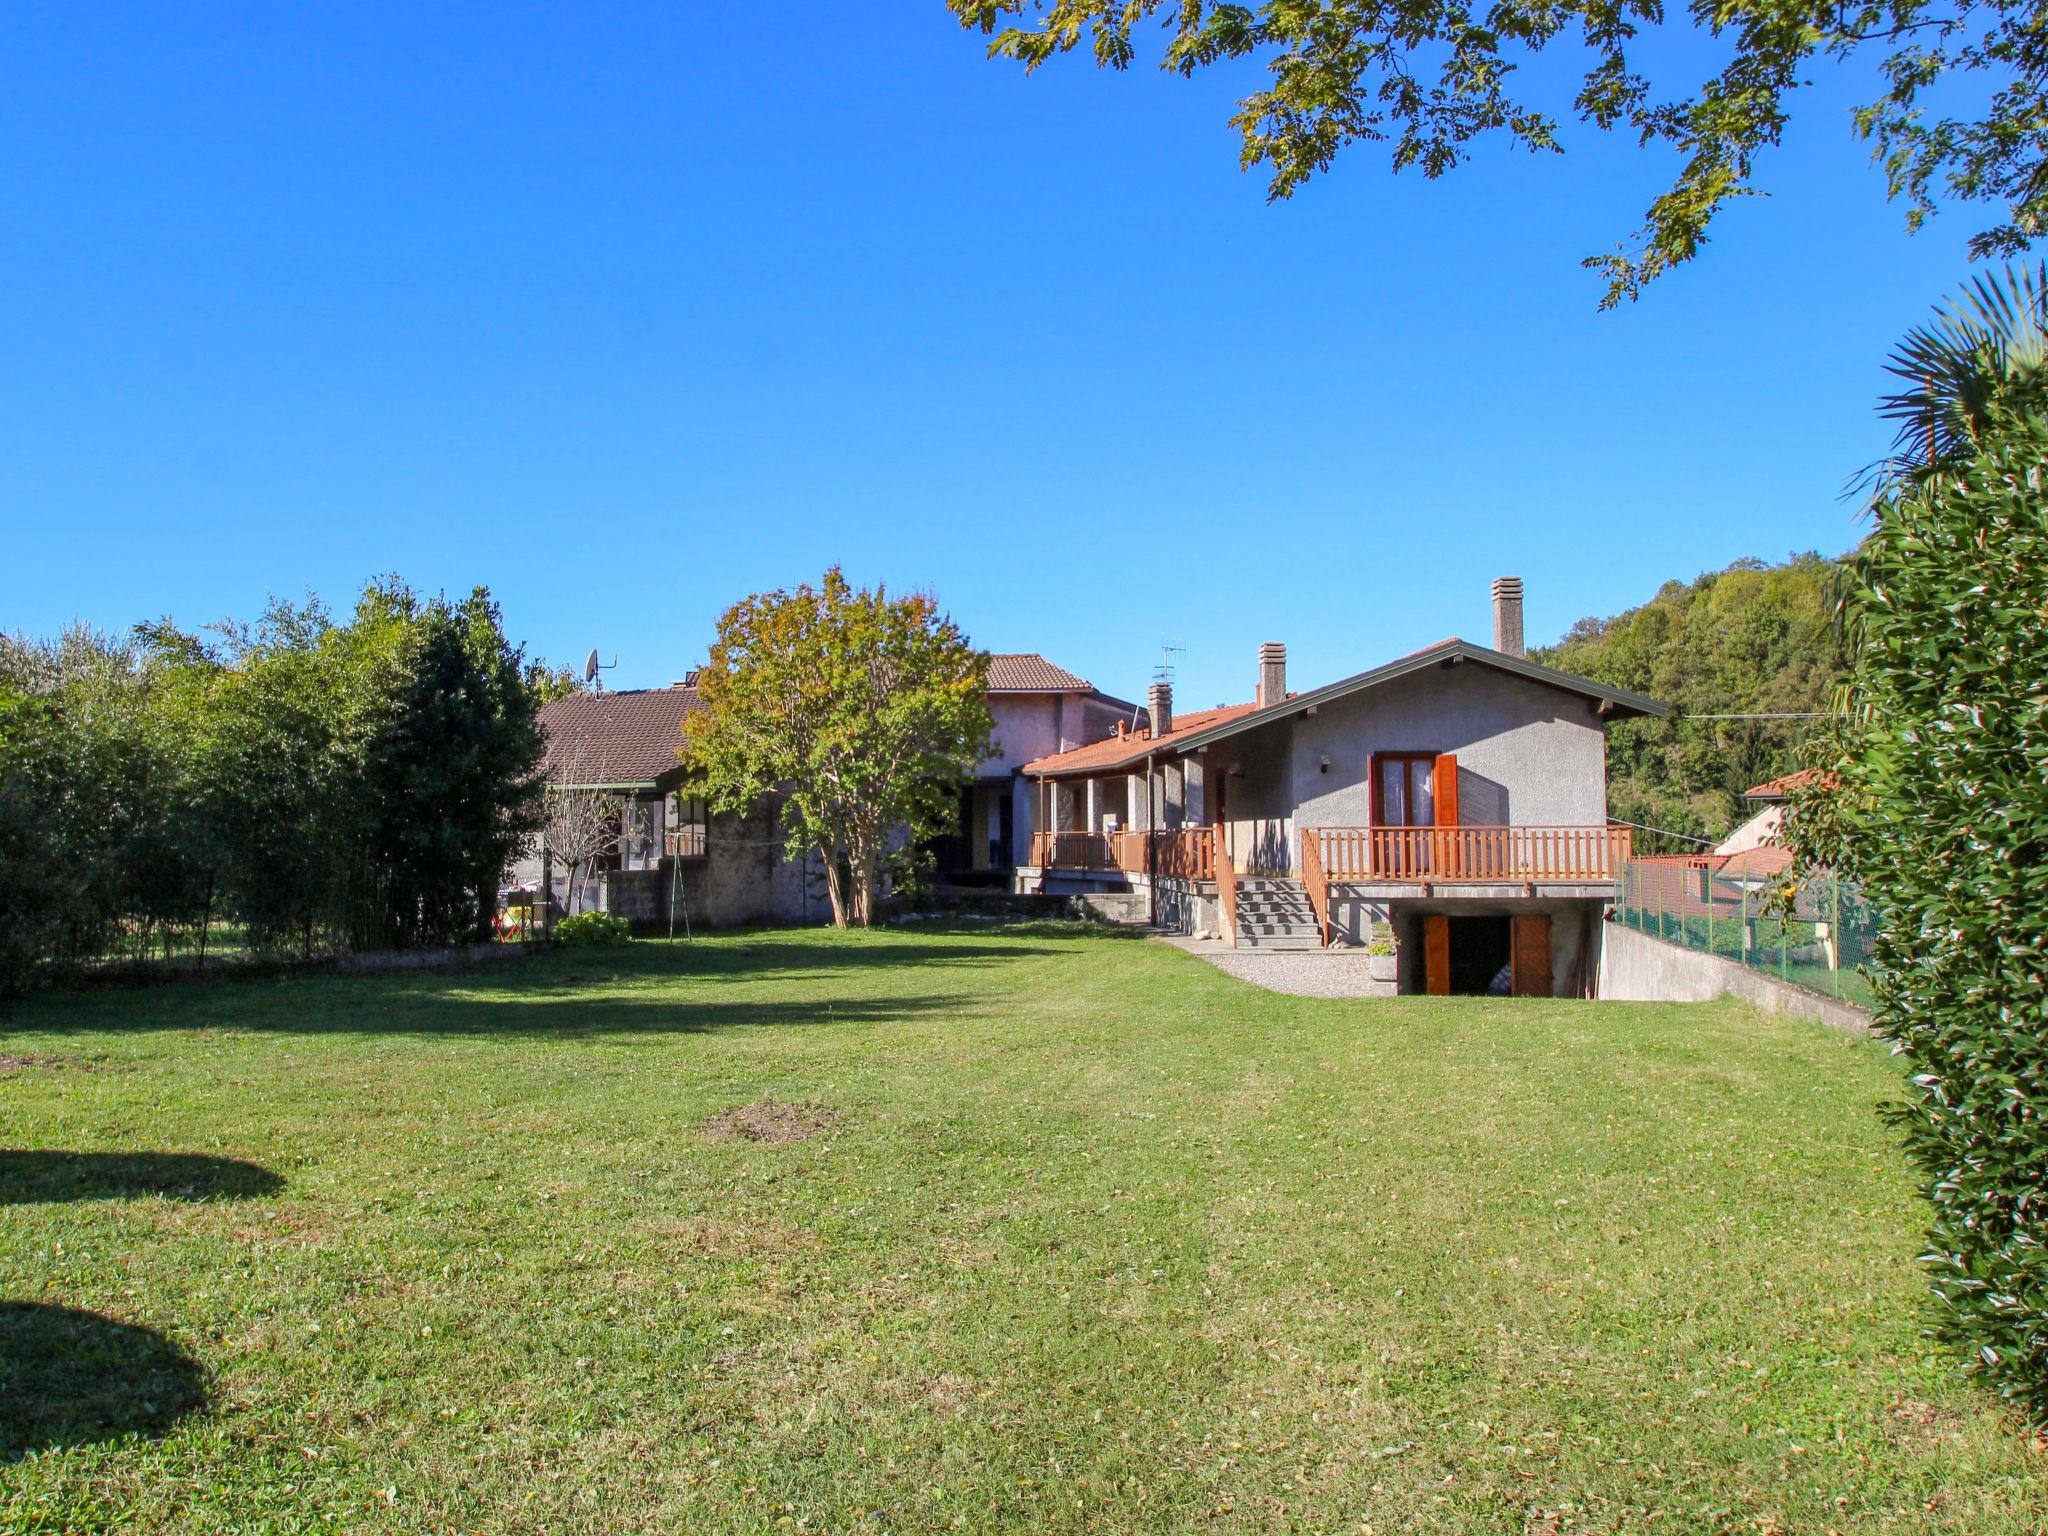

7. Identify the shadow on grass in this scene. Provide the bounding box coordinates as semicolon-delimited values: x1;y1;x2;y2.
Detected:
16;986;980;1039
0;1302;207;1461
0;1151;284;1205
12;923;1151;1037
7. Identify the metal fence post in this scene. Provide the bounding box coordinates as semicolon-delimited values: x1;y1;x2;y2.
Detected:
1740;882;1750;967
1830;878;1842;997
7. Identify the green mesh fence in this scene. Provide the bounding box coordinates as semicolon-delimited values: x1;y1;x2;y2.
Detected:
1613;858;1878;1009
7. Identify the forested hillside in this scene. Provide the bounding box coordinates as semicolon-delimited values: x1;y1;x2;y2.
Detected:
1532;553;1850;849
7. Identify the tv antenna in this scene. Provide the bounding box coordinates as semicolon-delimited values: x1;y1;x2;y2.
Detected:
1154;639;1187;687
582;648;618;691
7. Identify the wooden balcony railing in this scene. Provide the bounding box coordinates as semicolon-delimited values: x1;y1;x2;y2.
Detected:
1309;825;1632;883
1298;826;1332;947
664;825;708;859
1030;826;1217;881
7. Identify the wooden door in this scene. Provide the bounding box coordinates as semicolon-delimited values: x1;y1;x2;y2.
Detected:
1424;915;1450;996
1510;915;1551;997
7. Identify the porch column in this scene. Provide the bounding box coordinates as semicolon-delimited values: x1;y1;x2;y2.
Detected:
1084;777;1099;832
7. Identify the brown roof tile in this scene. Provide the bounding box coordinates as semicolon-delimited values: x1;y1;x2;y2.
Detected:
1744;768;1825;801
1021;700;1267;777
986;653;1093;692
538;686;700;786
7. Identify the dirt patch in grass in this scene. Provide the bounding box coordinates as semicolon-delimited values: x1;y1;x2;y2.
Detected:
0;1053;93;1073
704;1101;836;1145
642;1215;816;1260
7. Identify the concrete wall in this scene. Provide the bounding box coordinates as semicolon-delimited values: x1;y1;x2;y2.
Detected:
1151;876;1219;937
1598;919;1872;1032
984;696;1059;775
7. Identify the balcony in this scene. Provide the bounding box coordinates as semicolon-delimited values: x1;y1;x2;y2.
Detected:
663;825;708;860
1028;828;1217;880
1307;825;1632;883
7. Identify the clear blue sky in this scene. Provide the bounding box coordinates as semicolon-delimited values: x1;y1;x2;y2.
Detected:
0;3;1976;708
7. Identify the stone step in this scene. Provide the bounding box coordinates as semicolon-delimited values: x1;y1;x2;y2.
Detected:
1236;933;1329;949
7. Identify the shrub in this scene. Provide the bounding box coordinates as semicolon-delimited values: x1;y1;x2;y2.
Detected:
554;912;633;948
1797;392;2048;1419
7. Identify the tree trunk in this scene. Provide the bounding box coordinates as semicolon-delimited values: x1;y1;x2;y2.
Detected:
821;843;852;928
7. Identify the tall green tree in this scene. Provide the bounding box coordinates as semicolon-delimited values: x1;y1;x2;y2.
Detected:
356;587;547;949
1533;553;1851;847
950;0;2048;304
685;569;993;928
1790;266;2048;1417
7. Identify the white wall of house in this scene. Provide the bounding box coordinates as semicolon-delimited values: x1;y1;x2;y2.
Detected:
1716;803;1782;856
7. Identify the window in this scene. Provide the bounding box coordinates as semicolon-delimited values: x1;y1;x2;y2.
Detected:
1373;754;1437;828
668;793;708;859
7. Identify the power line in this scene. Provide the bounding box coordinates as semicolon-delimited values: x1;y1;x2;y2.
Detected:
1675;712;1831;721
1609;817;1720;847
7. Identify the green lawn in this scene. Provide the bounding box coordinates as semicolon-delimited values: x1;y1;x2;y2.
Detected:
2;925;2041;1534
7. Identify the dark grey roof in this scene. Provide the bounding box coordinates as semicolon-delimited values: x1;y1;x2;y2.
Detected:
1164;638;1669;756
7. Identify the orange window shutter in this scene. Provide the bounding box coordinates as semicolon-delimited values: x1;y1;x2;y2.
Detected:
1511;915;1551;997
1424;915;1451;996
1433;754;1460;875
1434;754;1460;826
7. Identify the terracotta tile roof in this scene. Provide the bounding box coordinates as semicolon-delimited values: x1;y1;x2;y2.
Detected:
1717;844;1795;878
538;685;700;786
1744;768;1824;801
1021;700;1267;777
986;653;1093;692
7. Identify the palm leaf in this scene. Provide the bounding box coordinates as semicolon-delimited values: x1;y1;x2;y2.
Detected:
1876;263;2048;483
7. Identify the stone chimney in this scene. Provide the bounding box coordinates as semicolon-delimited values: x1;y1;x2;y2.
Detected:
1257;642;1287;708
1147;681;1173;738
1491;576;1525;658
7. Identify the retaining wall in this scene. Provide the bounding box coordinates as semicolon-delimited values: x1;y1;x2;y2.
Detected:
1597;919;1872;1034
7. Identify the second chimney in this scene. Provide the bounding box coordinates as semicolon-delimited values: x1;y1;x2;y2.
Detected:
1257;642;1287;707
1148;681;1173;738
1491;576;1525;658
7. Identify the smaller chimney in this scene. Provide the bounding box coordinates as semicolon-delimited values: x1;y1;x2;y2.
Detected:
1491;576;1525;658
1147;681;1173;738
1257;642;1287;708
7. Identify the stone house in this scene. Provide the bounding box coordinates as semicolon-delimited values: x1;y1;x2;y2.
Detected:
1019;579;1670;996
512;680;821;930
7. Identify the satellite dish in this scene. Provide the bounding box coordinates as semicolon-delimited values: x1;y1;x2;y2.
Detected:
583;649;600;684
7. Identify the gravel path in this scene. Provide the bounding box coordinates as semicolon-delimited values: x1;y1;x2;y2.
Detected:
1157;935;1396;998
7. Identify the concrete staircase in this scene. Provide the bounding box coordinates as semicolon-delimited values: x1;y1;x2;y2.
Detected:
1230;877;1327;949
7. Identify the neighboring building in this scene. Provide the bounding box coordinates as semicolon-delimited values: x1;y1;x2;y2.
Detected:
511;680;821;930
1019;578;1671;996
515;651;1131;925
1710;769;1818;874
928;654;1136;886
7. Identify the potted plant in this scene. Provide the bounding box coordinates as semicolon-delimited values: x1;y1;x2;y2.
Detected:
1366;925;1398;982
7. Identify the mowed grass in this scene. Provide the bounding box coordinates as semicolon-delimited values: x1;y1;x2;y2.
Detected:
2;925;2042;1535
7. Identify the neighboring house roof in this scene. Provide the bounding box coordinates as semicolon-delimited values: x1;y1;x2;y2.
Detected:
537;685;700;788
986;653;1094;692
1718;843;1795;879
1744;768;1823;802
1021;701;1267;778
1021;637;1668;778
